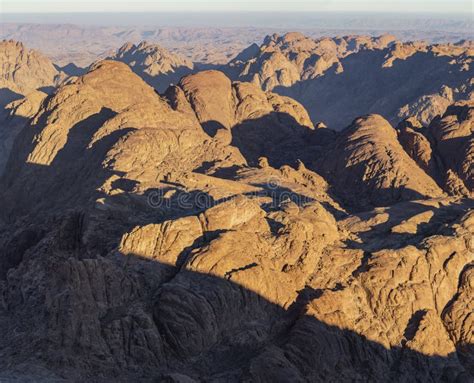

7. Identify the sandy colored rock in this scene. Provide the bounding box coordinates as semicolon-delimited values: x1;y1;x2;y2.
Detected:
397;85;454;126
0;40;62;102
0;39;472;383
104;41;194;92
429;100;474;192
227;33;399;92
318;114;445;208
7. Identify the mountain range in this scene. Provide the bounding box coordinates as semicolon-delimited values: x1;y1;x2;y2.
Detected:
0;32;472;382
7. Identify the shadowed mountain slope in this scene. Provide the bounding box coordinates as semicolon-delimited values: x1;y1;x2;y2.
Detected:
103;41;194;92
0;49;472;382
0;39;63;105
317;114;445;209
224;33;473;129
0;40;67;175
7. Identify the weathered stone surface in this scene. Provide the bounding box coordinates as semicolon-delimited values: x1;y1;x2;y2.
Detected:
226;33;397;92
0;40;62;101
318;114;445;208
104;41;194;92
428;101;474;193
0;40;473;383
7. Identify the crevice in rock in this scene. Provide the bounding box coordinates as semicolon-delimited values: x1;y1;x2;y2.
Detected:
352;251;372;277
224;262;258;280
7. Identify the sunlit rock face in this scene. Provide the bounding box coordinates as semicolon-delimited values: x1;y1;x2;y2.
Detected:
226;33;473;130
0;40;65;175
226;33;398;91
0;38;473;382
0;40;63;99
103;41;194;92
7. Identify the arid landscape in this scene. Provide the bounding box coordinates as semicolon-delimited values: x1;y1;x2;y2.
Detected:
0;4;473;383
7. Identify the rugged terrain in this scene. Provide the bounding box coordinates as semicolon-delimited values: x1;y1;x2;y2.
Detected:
224;33;473;129
0;37;472;382
0;40;64;173
103;42;194;93
1;13;472;66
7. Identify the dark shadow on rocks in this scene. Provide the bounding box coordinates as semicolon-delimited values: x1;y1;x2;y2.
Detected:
230;112;317;168
0;112;29;177
275;49;469;130
37;86;56;95
111;178;139;193
201;120;226;137
56;63;87;77
0;107;135;221
245;182;315;212
0;87;23;111
342;198;474;252
193;160;218;174
206;165;241;179
143;187;218;222
0;236;471;382
194;62;225;72
0;99;471;379
128;65;194;94
0;86;471;379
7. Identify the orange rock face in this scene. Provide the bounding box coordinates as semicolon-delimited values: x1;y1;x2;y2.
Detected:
0;38;472;382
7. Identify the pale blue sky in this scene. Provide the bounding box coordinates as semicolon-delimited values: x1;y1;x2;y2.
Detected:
1;0;472;14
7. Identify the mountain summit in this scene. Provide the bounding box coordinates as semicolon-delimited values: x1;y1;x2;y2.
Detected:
104;41;194;92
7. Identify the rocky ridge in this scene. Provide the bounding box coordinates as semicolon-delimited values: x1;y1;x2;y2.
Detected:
0;40;66;175
226;33;398;91
225;33;473;129
104;41;194;92
0;40;472;382
0;40;63;103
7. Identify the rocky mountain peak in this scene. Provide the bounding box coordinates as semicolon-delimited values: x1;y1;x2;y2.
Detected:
0;39;63;103
105;40;194;92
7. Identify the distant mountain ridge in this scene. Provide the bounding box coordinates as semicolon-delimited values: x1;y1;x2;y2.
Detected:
1;20;472;67
224;32;472;129
103;41;194;92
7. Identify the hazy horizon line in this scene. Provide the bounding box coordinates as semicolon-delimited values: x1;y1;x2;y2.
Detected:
2;10;471;32
1;10;470;15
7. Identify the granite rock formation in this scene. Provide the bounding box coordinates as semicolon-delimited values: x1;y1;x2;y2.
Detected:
104;41;194;92
226;33;473;129
0;41;472;383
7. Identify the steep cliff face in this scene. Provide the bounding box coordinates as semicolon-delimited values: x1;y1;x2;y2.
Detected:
0;40;473;383
428;100;474;192
397;85;455;126
0;90;48;175
0;40;65;175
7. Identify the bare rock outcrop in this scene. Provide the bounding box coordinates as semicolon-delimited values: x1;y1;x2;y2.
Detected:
0;63;247;219
0;40;62;104
0;41;473;383
166;70;315;166
1;191;472;382
104;41;194;92
428;100;474;193
0;90;47;175
264;34;472;129
226;33;397;92
318;114;445;208
0;40;65;175
397;85;454;126
396;118;438;177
